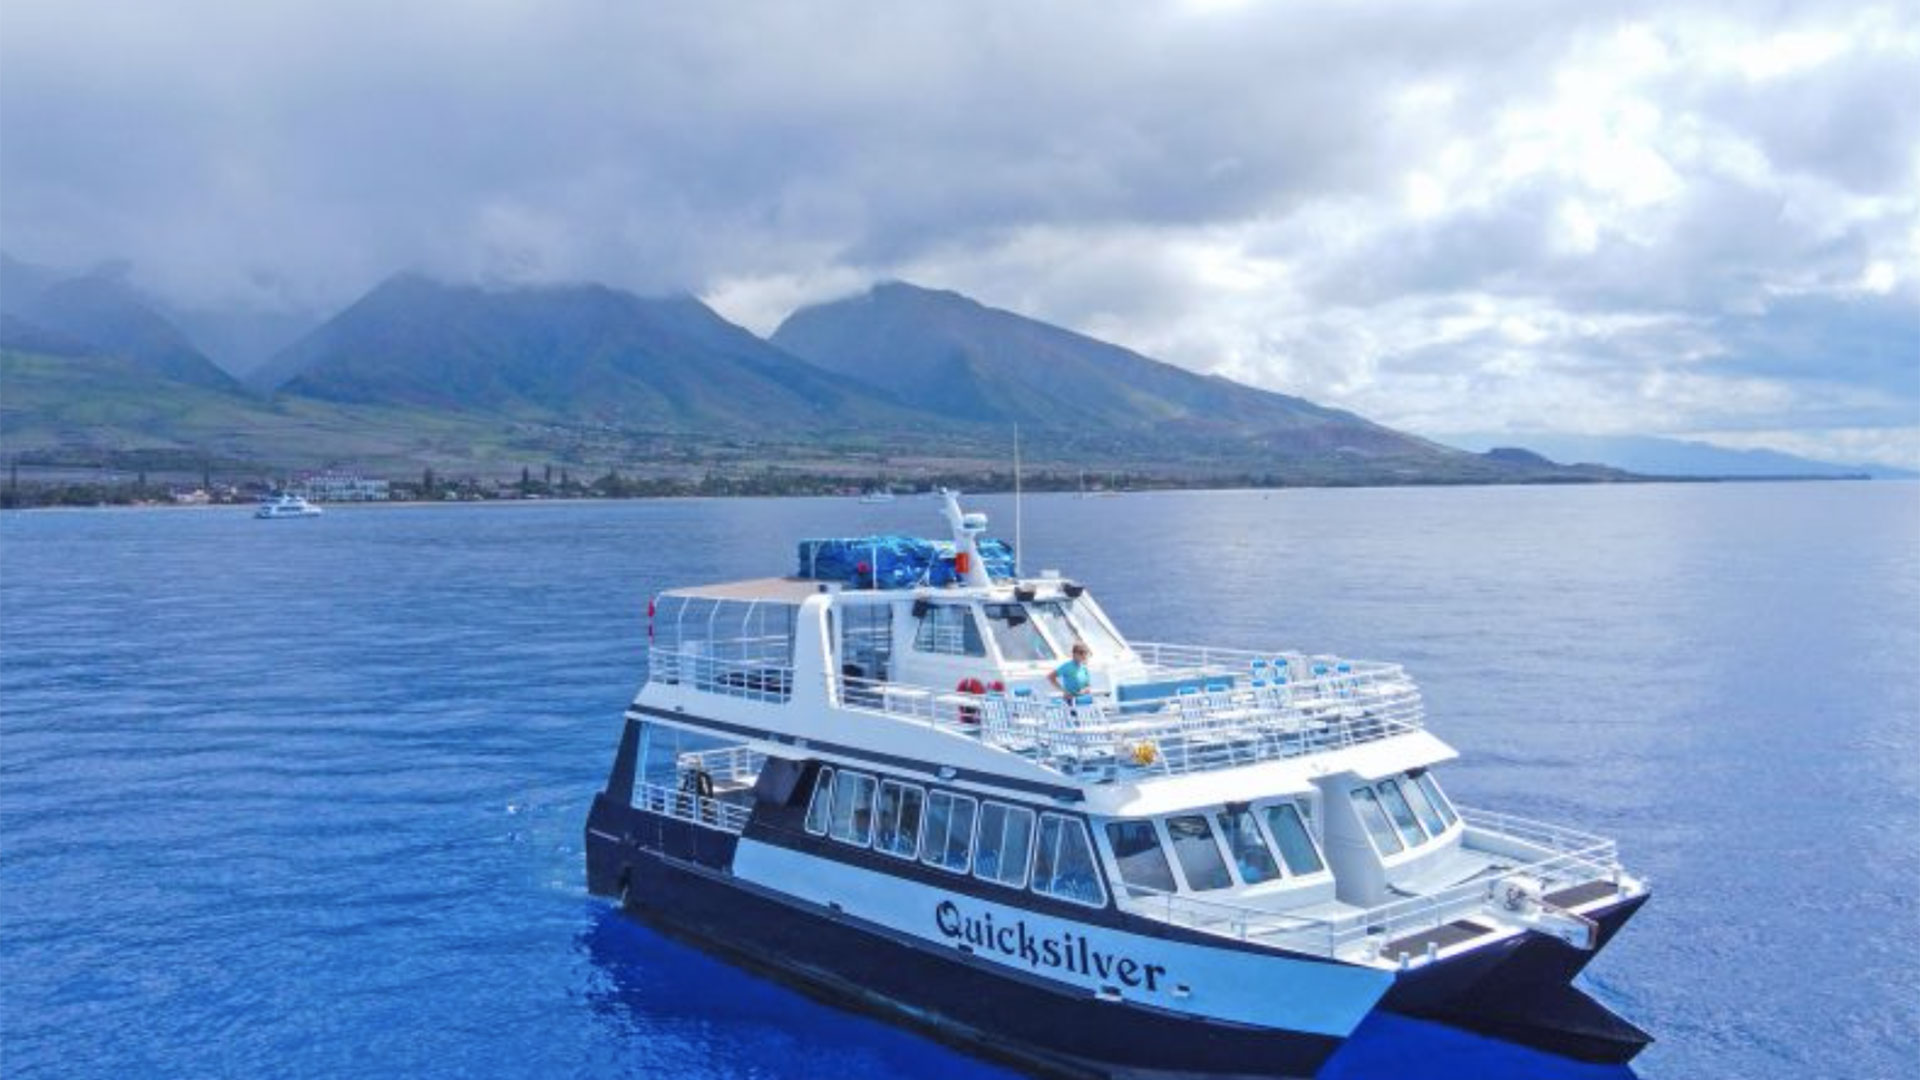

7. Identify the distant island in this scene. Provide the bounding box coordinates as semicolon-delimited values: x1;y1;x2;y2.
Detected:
1;255;1881;508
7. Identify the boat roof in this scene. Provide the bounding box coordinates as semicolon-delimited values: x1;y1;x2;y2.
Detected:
661;577;827;603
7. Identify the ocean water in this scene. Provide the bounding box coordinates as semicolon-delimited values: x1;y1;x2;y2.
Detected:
2;482;1915;1080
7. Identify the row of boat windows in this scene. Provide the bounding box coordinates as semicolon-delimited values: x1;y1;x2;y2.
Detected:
804;768;1108;908
911;599;1124;664
1106;802;1327;896
1351;771;1459;857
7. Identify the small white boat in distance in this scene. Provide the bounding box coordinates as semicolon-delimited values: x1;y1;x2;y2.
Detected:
858;490;897;504
255;493;322;519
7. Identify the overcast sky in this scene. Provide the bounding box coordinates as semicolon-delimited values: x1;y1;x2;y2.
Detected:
3;0;1916;465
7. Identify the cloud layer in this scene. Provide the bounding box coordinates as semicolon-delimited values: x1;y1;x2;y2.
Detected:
3;0;1916;464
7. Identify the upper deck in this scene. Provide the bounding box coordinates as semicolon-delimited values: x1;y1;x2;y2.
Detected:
645;590;1428;784
639;491;1438;787
838;643;1422;780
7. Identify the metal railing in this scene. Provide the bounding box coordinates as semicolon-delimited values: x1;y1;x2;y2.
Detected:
633;778;753;834
1116;806;1625;961
835;646;1425;780
675;744;768;788
649;647;795;704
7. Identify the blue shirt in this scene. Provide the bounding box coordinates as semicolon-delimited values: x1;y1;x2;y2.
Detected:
1053;659;1090;696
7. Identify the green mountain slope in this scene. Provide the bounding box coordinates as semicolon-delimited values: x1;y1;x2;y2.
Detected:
0;258;240;393
770;282;1443;457
264;274;926;433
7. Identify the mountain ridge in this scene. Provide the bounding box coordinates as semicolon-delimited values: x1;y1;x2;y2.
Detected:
259;273;931;434
771;281;1471;468
0;256;241;394
5;265;1630;486
1436;432;1911;479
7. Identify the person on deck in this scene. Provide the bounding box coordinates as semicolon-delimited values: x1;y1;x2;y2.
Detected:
1050;642;1092;701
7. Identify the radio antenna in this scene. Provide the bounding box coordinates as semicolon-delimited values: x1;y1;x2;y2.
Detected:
1013;423;1023;579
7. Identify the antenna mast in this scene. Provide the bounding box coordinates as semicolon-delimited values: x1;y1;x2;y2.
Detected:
1013;423;1023;578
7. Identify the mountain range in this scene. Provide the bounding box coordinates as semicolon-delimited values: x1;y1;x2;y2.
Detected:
0;255;1871;486
1436;432;1912;480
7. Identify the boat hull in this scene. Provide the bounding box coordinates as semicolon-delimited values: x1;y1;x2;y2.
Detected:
1380;894;1651;1064
610;841;1344;1080
588;791;1347;1079
587;785;1649;1076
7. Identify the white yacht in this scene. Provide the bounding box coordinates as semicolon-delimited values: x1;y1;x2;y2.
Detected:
584;493;1649;1077
254;493;322;519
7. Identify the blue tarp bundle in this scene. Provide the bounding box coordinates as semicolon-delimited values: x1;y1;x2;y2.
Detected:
798;535;1015;589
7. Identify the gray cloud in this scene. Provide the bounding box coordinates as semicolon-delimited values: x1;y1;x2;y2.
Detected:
2;0;1915;464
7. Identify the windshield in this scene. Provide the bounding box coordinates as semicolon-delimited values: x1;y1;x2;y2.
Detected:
1030;598;1125;664
981;603;1053;663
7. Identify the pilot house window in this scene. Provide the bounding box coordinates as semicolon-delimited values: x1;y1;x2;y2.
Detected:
981;603;1054;662
1217;807;1281;885
913;605;986;657
1104;820;1177;896
1264;802;1325;875
1375;779;1428;848
1351;787;1405;856
1164;815;1233;891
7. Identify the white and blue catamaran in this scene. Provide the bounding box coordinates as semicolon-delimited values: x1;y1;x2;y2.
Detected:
585;493;1649;1077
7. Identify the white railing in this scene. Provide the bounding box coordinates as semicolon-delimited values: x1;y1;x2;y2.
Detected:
1456;807;1620;879
835;646;1424;780
649;647;795;704
1118;806;1625;961
633;778;753;834
675;744;768;788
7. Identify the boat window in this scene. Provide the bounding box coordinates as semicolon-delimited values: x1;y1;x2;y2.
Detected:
1351;787;1405;855
981;603;1054;663
1027;601;1079;657
837;603;893;689
1164;815;1233;891
1060;598;1126;662
874;780;925;860
1216;807;1282;885
1104;820;1177;896
803;767;834;836
1399;773;1449;836
912;604;986;657
1031;814;1107;908
1376;780;1429;847
1263;802;1325;876
921;790;977;873
827;770;877;847
1413;771;1459;827
972;801;1036;888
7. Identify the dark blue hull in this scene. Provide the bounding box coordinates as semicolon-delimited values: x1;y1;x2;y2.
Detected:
588;791;1343;1078
617;845;1342;1078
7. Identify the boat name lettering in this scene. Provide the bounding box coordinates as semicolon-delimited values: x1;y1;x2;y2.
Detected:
935;900;1166;992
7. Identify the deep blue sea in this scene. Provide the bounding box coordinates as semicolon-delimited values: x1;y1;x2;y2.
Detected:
3;483;1916;1079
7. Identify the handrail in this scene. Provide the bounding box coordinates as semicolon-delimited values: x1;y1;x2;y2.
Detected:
833;651;1425;779
649;648;795;704
633;778;752;834
675;745;768;787
644;638;1427;779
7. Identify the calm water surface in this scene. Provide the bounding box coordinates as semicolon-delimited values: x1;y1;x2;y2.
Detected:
3;483;1916;1079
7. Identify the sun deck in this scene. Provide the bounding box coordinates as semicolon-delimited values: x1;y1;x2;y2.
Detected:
647;639;1426;781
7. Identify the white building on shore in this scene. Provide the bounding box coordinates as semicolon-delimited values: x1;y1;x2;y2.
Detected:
299;473;390;502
